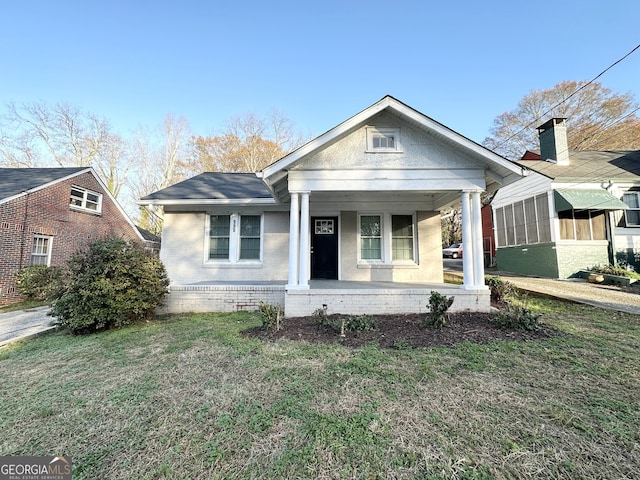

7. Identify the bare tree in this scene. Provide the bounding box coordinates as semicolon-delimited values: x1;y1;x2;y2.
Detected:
189;110;307;174
131;114;192;234
483;81;640;160
0;101;132;200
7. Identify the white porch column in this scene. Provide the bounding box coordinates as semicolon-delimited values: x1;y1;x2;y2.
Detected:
298;192;310;289
471;191;486;288
461;190;475;289
287;193;300;288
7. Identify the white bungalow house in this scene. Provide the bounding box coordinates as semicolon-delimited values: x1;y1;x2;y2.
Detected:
491;118;639;279
139;96;525;317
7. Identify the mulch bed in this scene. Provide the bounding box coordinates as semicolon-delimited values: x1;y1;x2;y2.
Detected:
243;311;559;349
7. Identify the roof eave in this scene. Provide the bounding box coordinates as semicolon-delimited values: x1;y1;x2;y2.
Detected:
137;198;278;207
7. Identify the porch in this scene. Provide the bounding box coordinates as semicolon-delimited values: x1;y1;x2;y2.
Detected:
158;278;490;317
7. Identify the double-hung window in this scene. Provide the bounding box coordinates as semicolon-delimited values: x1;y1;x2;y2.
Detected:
623;191;640;226
30;235;53;266
360;215;382;260
391;215;414;260
208;214;262;262
70;186;102;213
359;213;416;263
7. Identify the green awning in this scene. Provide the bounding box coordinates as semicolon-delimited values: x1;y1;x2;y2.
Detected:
554;189;629;212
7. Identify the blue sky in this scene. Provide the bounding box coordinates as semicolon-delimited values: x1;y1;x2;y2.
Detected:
2;0;639;144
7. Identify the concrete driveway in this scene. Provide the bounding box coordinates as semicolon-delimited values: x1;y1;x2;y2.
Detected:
0;306;57;348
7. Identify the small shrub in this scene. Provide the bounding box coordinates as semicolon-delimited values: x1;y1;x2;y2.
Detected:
49;238;169;334
392;339;412;350
492;303;542;331
259;302;284;332
588;263;640;279
16;265;67;300
343;315;376;332
424;291;454;329
315;311;376;336
312;306;329;326
485;275;516;305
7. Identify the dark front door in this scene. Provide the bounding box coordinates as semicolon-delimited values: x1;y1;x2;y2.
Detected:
311;217;338;279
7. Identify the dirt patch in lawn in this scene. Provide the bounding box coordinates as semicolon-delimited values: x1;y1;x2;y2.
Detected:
243;311;559;349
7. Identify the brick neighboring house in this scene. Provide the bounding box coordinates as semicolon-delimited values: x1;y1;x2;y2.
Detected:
0;167;154;306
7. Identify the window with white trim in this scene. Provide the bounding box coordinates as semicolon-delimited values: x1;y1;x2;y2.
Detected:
366;127;401;152
70;186;102;213
30;235;53;266
391;215;414;260
623;191;640;226
207;214;262;262
360;215;382;260
495;194;551;247
359;213;416;263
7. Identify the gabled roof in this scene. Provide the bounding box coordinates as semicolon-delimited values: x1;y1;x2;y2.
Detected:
517;150;640;182
260;95;525;188
139;172;275;206
0;166;145;242
0;167;87;202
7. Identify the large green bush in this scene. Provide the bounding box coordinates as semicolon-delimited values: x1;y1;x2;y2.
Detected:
16;265;67;300
49;238;169;334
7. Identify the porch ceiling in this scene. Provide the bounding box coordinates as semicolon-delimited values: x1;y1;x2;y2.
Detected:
273;183;467;212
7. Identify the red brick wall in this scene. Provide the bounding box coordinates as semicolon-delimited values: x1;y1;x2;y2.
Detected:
481;204;495;257
0;172;142;305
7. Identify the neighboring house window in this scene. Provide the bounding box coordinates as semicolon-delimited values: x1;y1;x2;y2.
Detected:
366;127;401;152
30;235;53;266
359;213;416;263
495;193;551;247
391;215;414;260
559;210;606;240
360;215;382;260
207;214;262;262
623;191;640;226
70;186;102;213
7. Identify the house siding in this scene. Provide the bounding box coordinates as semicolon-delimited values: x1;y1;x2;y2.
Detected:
496;243;560;278
495;241;610;279
160;210;290;285
0;172;141;305
556;242;610;278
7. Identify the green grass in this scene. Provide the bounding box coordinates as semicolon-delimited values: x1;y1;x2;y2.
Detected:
1;302;638;479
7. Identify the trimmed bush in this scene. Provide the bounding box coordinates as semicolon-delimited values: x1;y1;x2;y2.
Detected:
492;303;542;331
49;238;169;334
16;265;67;300
485;275;516;305
258;302;284;332
424;291;454;329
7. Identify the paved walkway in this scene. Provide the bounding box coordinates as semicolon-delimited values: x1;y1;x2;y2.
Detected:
497;274;640;315
0;306;56;348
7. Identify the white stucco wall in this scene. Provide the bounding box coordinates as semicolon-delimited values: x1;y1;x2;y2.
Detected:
339;210;442;283
161;210;290;284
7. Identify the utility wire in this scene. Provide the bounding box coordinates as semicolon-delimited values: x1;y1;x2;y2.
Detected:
493;43;640;152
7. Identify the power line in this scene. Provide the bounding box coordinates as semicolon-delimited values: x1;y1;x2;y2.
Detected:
493;43;640;153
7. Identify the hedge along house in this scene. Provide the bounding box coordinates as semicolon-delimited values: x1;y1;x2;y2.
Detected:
140;96;525;317
491;118;640;279
0;167;154;305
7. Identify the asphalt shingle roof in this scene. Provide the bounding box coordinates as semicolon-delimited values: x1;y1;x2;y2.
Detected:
517;150;640;181
0;167;87;201
140;173;274;201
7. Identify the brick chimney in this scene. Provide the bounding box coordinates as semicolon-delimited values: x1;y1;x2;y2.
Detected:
537;118;569;165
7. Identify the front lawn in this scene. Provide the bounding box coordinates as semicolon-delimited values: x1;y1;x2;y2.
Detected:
1;298;638;479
